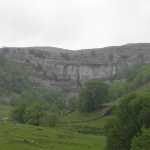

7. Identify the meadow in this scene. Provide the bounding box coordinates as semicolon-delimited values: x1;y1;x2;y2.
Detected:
0;105;107;150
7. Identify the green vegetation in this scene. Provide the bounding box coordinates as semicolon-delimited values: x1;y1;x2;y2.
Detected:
105;90;150;150
0;56;31;97
12;88;65;127
0;122;105;150
0;104;106;150
78;80;109;112
0;56;150;150
128;64;150;89
131;128;150;150
109;80;128;101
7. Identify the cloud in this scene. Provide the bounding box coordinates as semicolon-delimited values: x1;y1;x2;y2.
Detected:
0;0;150;49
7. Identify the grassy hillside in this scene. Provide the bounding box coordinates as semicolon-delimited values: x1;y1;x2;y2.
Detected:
0;123;105;150
0;104;107;150
2;55;150;150
0;105;12;119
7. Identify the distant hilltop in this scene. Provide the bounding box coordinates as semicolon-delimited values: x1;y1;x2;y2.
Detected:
1;43;150;97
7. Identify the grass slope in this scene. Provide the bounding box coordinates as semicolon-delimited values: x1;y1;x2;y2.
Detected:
0;105;107;150
0;123;105;150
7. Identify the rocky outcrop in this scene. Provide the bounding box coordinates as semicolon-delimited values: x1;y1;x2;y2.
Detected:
0;43;150;97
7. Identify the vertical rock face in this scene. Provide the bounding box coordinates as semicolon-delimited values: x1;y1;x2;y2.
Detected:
1;43;150;96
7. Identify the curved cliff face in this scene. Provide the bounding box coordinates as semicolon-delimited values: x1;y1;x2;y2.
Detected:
1;43;150;96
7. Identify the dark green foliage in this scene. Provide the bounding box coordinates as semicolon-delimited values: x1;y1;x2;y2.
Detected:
12;88;65;126
105;117;124;150
0;56;31;95
79;80;109;112
109;80;128;101
12;103;26;123
67;96;79;112
24;102;48;126
14;88;65;112
105;90;150;150
128;65;150;90
125;64;142;81
109;64;150;102
131;128;150;150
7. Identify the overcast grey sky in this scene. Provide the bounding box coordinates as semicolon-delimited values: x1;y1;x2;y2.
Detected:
0;0;150;49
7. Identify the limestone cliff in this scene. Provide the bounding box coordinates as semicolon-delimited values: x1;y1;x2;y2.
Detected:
0;43;150;96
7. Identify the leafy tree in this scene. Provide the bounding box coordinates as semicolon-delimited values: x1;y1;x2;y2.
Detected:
79;80;109;112
105;90;150;150
12;103;26;123
37;88;66;114
67;96;79;112
24;101;48;126
109;80;128;101
128;65;150;90
131;128;150;150
12;88;65;126
105;117;124;150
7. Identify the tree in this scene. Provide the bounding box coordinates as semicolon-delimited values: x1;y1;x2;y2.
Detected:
131;128;150;150
12;88;65;126
109;80;128;101
128;65;150;90
67;96;79;112
79;80;109;112
105;90;150;150
24;102;48;126
12;103;26;123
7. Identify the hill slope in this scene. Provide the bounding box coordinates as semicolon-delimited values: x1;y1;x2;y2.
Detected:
1;43;150;96
0;104;108;150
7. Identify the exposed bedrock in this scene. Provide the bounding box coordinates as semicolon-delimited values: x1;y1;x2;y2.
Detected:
1;43;150;97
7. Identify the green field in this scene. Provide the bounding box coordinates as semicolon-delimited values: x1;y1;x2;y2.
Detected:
0;105;107;150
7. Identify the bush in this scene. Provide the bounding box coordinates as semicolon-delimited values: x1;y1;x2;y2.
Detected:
12;103;26;123
78;80;109;112
131;128;150;150
105;90;150;150
12;88;65;127
24;102;48;126
67;96;79;112
109;80;128;101
128;65;150;90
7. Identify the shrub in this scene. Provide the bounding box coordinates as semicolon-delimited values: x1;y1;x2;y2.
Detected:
12;88;65;127
109;80;128;101
131;128;150;150
105;90;150;150
79;80;109;112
